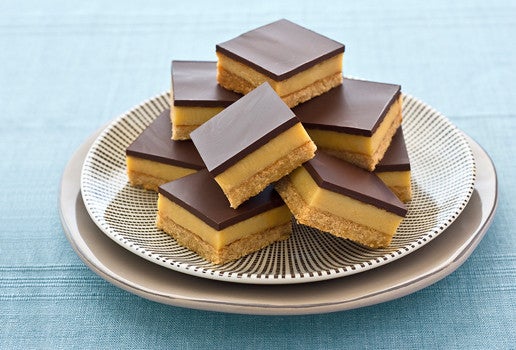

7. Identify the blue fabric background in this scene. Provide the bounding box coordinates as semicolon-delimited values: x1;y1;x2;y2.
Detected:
1;0;514;348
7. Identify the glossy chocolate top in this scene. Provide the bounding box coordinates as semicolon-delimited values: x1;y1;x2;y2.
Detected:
159;170;286;230
172;61;241;107
126;109;205;170
294;78;401;136
190;82;299;176
303;152;407;216
216;19;344;80
375;128;411;172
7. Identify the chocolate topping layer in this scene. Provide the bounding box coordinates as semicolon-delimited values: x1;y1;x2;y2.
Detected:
216;19;344;81
172;61;241;107
190;82;299;176
303;152;407;217
294;78;401;136
126;109;205;170
375;128;411;172
159;170;285;230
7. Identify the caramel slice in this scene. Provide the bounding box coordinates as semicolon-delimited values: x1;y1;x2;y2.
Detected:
216;19;344;108
190;82;316;209
157;170;292;264
374;128;412;202
275;152;407;248
170;61;241;140
294;78;402;171
126;109;205;191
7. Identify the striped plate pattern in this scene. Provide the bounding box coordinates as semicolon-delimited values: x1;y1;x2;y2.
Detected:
80;92;476;284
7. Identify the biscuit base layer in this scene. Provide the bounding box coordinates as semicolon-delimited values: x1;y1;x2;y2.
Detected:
217;66;342;108
127;169;166;192
171;124;199;141
313;111;402;171
156;214;292;264
275;177;394;248
388;185;412;203
222;140;317;209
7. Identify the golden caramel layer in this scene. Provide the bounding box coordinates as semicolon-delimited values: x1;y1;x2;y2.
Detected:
217;53;343;108
214;123;316;208
306;95;402;171
170;105;226;140
157;195;291;249
126;156;197;191
172;106;225;125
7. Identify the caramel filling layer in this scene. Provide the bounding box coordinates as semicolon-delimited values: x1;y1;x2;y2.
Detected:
171;106;226;140
216;53;343;97
289;166;404;235
306;95;402;156
171;106;225;126
214;123;313;193
126;156;197;187
157;195;292;250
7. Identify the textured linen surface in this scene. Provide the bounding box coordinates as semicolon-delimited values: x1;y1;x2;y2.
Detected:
1;0;514;349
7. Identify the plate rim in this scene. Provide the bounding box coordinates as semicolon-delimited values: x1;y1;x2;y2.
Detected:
79;91;477;284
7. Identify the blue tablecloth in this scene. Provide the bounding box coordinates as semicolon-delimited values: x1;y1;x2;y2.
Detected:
1;1;514;348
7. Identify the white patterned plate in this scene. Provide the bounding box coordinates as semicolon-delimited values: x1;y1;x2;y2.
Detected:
80;92;475;284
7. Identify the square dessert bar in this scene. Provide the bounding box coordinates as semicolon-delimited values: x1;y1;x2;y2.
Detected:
190;82;316;209
275;152;407;248
294;77;403;171
170;61;241;140
216;19;345;108
126;109;205;191
156;170;292;264
374;128;412;202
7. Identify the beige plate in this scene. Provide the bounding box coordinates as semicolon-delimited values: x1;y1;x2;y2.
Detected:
60;130;497;315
